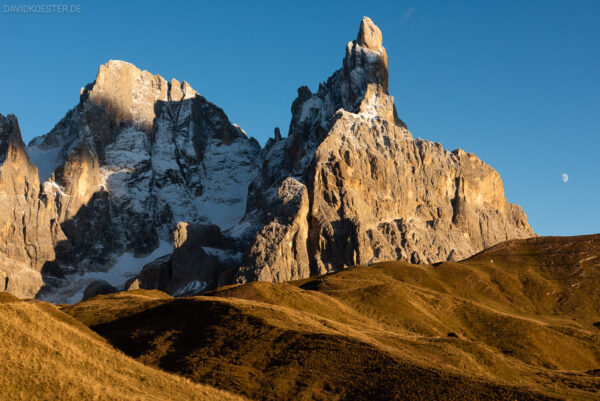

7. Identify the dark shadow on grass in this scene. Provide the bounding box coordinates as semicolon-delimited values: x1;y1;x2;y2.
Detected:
85;297;560;401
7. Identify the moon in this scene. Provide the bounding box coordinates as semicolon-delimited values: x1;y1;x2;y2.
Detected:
561;173;568;183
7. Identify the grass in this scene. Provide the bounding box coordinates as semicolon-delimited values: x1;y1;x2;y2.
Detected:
65;293;559;401
0;295;244;401
60;233;600;400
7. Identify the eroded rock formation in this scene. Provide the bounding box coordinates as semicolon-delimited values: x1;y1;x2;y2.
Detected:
232;16;533;283
0;114;67;297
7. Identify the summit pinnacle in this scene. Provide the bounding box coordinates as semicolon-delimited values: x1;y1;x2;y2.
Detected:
357;16;383;50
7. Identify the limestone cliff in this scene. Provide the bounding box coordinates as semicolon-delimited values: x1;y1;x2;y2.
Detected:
233;16;533;283
0;114;66;297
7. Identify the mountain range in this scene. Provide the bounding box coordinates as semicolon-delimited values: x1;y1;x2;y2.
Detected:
0;17;533;302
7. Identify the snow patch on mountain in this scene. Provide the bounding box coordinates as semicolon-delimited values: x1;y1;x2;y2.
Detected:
194;138;258;230
103;126;150;167
203;246;243;262
40;240;173;304
173;280;207;297
26;145;61;182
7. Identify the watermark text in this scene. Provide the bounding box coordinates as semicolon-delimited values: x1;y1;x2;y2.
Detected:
3;4;82;14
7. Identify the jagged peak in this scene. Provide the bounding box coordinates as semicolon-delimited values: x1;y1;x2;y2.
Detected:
357;16;383;50
93;59;161;90
29;58;253;163
0;113;40;197
281;16;399;172
168;78;197;102
89;59;198;103
344;16;389;95
94;59;197;96
79;60;202;131
102;59;137;70
0;113;21;136
0;114;27;159
294;16;390;123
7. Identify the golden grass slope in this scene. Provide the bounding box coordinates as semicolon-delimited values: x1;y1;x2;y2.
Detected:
0;292;244;401
64;234;600;401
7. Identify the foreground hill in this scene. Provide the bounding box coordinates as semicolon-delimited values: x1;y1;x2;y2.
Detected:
0;292;243;401
64;234;600;400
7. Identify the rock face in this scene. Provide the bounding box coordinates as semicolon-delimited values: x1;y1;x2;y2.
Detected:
234;177;311;283
357;16;383;50
0;114;67;298
126;222;241;296
29;60;259;261
82;279;117;301
231;16;533;283
1;16;533;301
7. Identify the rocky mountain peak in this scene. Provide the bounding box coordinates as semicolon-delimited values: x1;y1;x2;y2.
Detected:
237;16;533;284
357;16;383;50
343;16;389;102
84;60;199;132
0;114;26;163
20;60;261;301
92;60;197;101
0;114;39;197
282;16;397;174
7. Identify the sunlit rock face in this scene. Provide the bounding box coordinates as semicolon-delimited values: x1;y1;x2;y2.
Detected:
0;114;67;297
233;16;533;283
1;16;533;301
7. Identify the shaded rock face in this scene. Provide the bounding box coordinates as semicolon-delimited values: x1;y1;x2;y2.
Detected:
0;114;67;297
22;61;260;300
235;177;310;283
126;222;241;296
170;222;235;292
82;279;117;301
2;16;533;300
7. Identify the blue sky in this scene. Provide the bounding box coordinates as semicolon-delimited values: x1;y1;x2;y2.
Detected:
0;0;598;236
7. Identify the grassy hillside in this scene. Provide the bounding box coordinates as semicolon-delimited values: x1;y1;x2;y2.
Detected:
0;292;244;401
64;234;600;401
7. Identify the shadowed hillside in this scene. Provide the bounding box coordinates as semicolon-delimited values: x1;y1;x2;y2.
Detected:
0;292;244;401
64;235;600;400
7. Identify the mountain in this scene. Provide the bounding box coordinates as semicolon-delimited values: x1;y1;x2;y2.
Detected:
63;234;600;401
24;59;260;302
0;292;244;401
1;17;532;301
0;114;66;297
234;16;532;285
